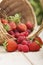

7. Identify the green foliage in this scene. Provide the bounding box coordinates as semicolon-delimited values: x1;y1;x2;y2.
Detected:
4;24;11;31
3;41;7;49
29;0;43;25
8;13;21;23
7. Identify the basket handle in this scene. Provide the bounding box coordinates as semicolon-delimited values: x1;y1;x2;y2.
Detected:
27;20;43;39
40;0;43;8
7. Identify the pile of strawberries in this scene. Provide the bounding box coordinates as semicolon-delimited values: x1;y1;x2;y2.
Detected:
3;36;43;52
0;14;43;52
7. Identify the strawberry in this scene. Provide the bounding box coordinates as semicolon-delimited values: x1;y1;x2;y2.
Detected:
18;44;29;52
17;44;23;51
29;41;40;51
17;23;27;32
22;40;28;45
27;40;32;47
8;31;14;35
26;21;33;30
14;29;18;33
1;18;8;25
23;30;30;36
8;31;15;37
3;39;18;52
22;45;29;52
20;30;29;37
9;22;16;30
34;36;43;45
15;32;20;38
20;30;31;37
17;36;26;43
22;40;31;46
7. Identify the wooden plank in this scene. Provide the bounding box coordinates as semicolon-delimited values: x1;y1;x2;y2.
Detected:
0;49;32;65
24;48;43;65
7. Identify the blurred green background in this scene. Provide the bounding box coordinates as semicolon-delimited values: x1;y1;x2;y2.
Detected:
29;0;43;25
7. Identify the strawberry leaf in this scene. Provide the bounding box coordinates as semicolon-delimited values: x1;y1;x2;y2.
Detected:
7;13;21;23
3;41;7;49
4;24;11;31
7;16;15;22
30;37;35;41
14;13;21;23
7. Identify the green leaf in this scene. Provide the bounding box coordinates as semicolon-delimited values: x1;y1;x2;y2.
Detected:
30;37;35;41
14;13;21;23
7;16;15;22
4;24;11;31
29;0;43;25
3;41;7;49
8;13;21;23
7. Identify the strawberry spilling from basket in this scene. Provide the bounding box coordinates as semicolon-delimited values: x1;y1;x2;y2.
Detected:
0;13;43;52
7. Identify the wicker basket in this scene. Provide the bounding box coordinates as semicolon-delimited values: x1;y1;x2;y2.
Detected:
0;0;37;44
40;0;43;8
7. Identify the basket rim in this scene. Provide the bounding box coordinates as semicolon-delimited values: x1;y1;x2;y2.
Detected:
24;0;37;28
24;0;38;38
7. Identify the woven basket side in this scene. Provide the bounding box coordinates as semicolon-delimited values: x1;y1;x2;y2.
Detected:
0;0;37;25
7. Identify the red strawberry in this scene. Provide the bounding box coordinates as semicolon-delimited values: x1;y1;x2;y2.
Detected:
14;29;18;33
27;40;32;47
17;36;26;43
17;23;27;32
22;40;31;46
29;41;40;51
20;32;25;36
15;32;20;38
3;39;18;52
20;30;31;37
1;18;8;25
22;45;29;52
20;31;29;37
23;30;30;36
22;40;28;45
17;44;23;51
34;36;43;45
8;31;15;37
26;21;33;30
8;31;14;35
9;22;16;30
